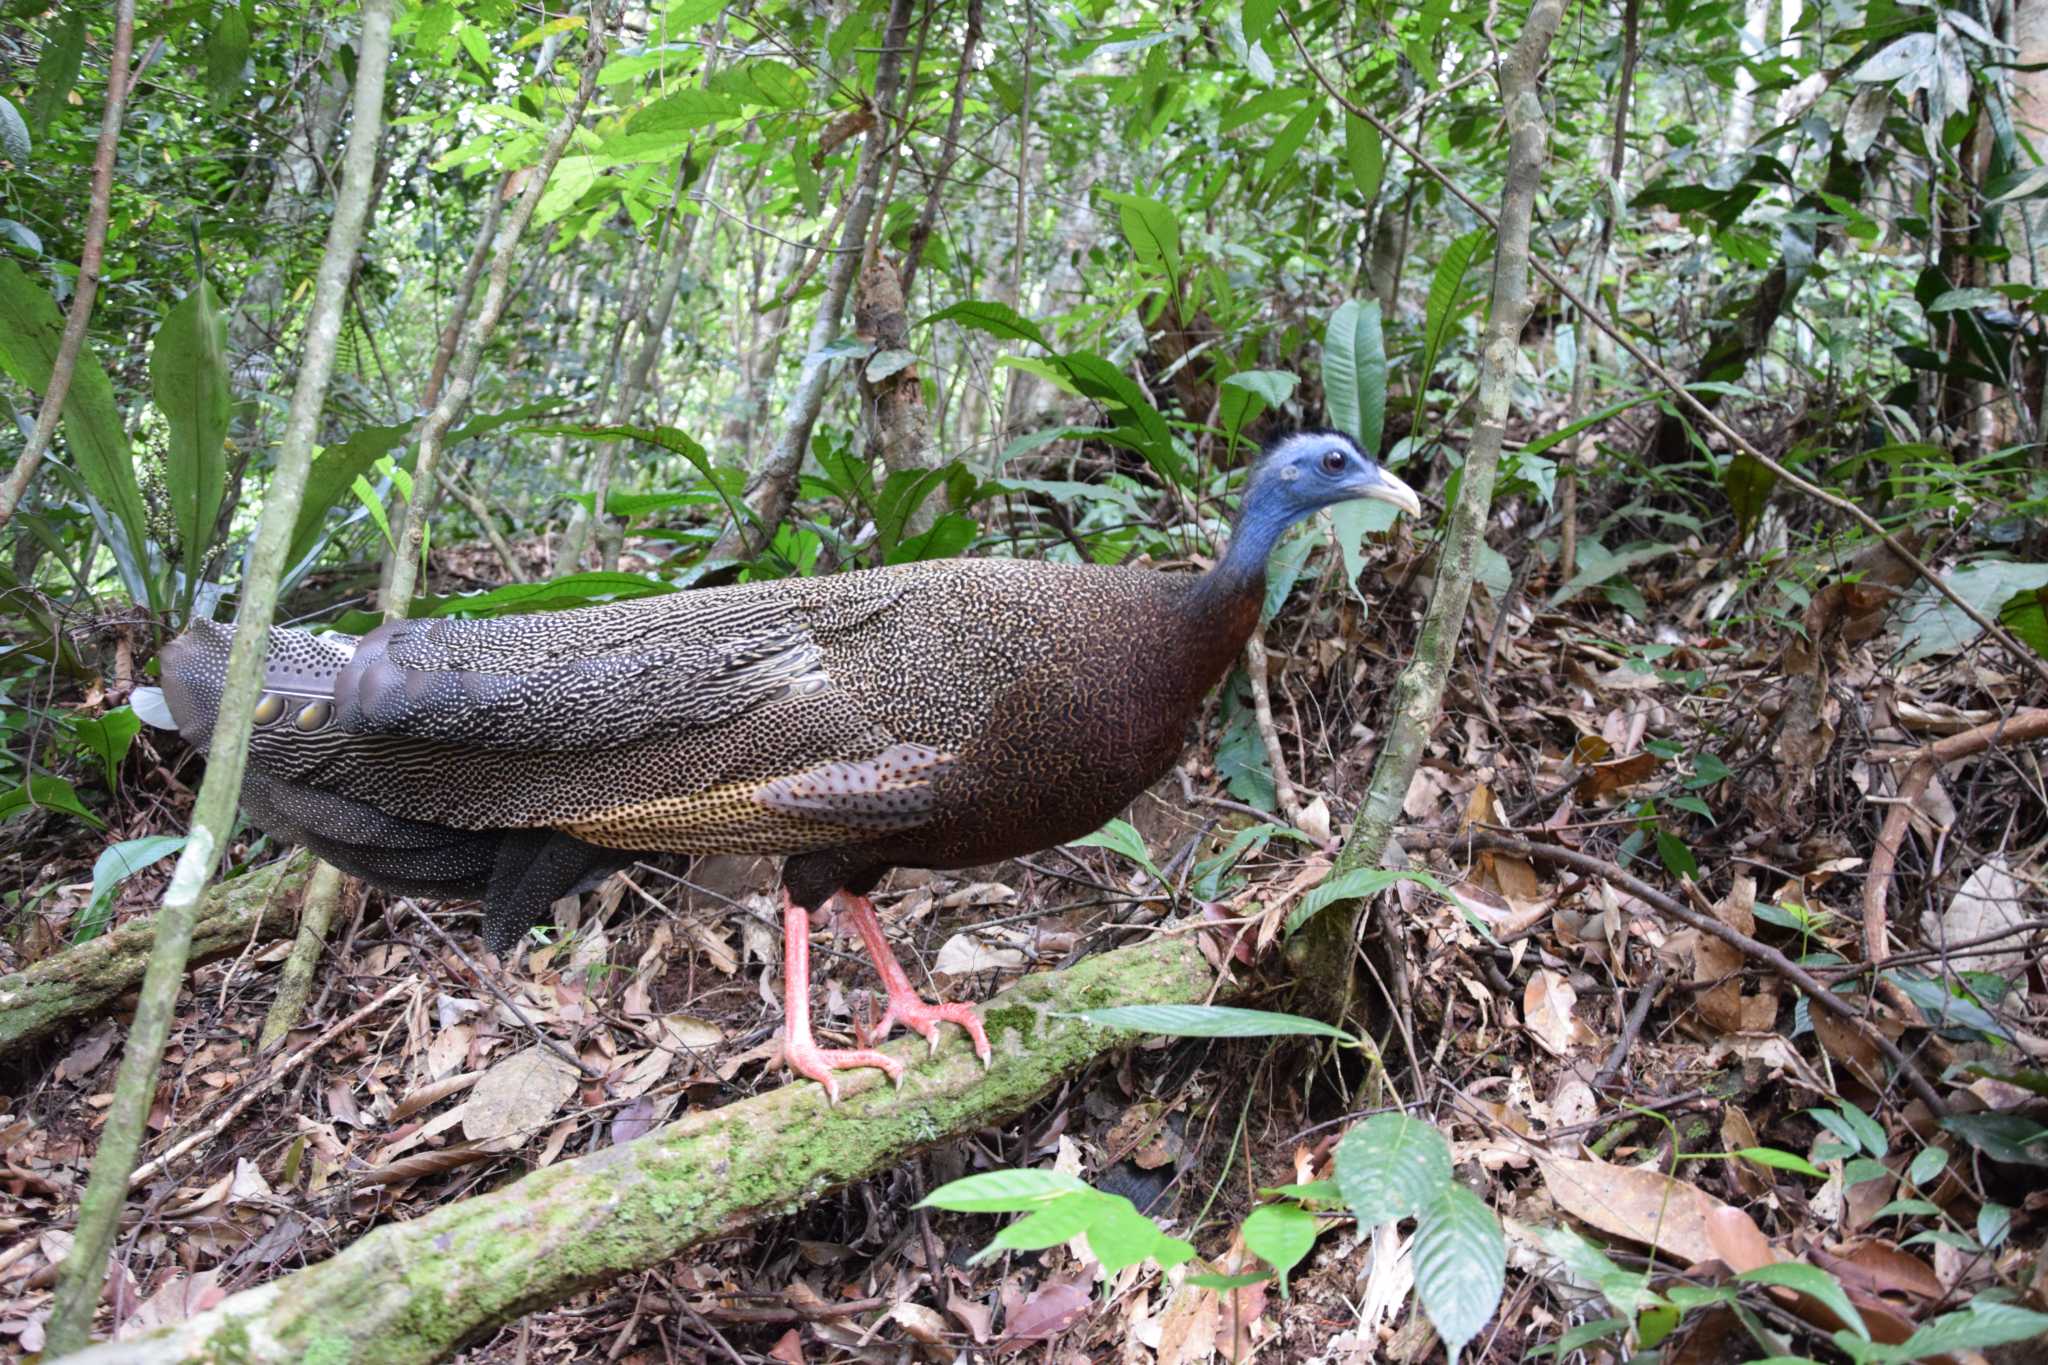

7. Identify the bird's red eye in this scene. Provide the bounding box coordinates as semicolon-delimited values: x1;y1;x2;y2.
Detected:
1322;449;1346;474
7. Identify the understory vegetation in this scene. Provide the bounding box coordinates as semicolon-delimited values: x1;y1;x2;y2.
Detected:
2;0;2047;1360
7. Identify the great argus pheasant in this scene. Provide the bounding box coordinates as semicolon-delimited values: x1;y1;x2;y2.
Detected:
146;431;1421;1099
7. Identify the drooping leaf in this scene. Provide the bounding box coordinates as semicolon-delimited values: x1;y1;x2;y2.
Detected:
1416;228;1490;423
0;773;104;829
75;834;187;942
66;706;142;787
1098;190;1183;287
1413;1184;1506;1364
0;259;151;590
1334;1113;1453;1226
205;3;252;104
1344;111;1385;203
1735;1263;1867;1341
1067;817;1164;881
1241;1202;1319;1294
918;300;1050;351
153;281;232;583
28;7;85;137
1323;298;1387;454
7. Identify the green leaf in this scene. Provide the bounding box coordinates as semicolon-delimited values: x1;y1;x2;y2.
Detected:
205;3;252;103
1286;866;1445;936
1242;1202;1320;1294
1736;1263;1867;1341
1735;1147;1827;1179
286;420;416;570
1898;561;2048;664
1067;817;1163;881
625;87;741;137
872;464;957;557
1073;1005;1356;1042
0;259;152;587
1334;1113;1453;1226
1323;298;1388;455
76;834;187;942
1893;1302;2048;1357
421;571;676;621
1417;228;1490;424
66;707;142;787
1086;1198;1177;1273
153;282;232;582
1241;0;1281;43
919;1168;1092;1213
1099;190;1183;286
1655;829;1698;879
1259;105;1320;184
1344;112;1384;204
351;474;394;549
918;300;1050;351
1220;369;1298;446
1938;1113;2048;1168
985;1191;1114;1255
0;94;31;162
1414;1184;1506;1364
1906;1145;1947;1187
1722;453;1777;540
0;773;104;829
1187;1271;1272;1290
29;8;85;136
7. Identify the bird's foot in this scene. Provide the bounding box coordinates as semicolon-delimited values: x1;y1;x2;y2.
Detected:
782;1036;904;1105
878;994;992;1067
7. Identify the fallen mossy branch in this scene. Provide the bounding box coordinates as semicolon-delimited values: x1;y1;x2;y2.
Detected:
0;851;313;1058
68;935;1214;1364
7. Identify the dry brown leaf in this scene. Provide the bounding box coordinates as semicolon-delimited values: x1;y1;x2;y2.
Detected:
996;1278;1091;1352
424;1022;473;1079
1537;1155;1727;1266
463;1047;579;1150
1154;1280;1219;1365
1523;969;1596;1056
1923;856;2032;979
1577;752;1660;802
388;1071;482;1124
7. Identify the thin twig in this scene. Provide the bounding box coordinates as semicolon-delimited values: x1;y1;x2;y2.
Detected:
1244;626;1302;826
1406;828;1951;1117
129;977;417;1188
410;901;604;1083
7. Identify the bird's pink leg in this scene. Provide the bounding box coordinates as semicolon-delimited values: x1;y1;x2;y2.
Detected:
781;892;902;1103
838;894;992;1066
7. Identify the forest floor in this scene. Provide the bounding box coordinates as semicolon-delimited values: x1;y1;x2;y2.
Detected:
2;504;2045;1363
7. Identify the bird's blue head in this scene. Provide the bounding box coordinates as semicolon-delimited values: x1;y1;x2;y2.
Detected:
1216;430;1422;587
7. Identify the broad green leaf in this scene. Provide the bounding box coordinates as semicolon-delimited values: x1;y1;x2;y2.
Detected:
424;572;676;620
29;8;85;136
1067;817;1163;881
1074;1005;1355;1042
1938;1112;2048;1167
66;707;142;787
1221;368;1297;446
1241;0;1281;43
0;773;104;829
206;4;252;103
984;1191;1114;1256
1722;452;1776;540
1323;298;1387;454
1098;190;1182;286
1286;866;1445;935
1259;106;1320;184
1344;111;1384;203
1414;1184;1506;1364
1898;561;2048;664
0;260;152;587
1242;1201;1319;1294
918;300;1051;351
1417;229;1490;424
1086;1198;1187;1273
351;474;393;548
920;1168;1092;1213
1736;1263;1867;1341
153;282;232;583
287;420;415;570
625;87;741;137
1906;1145;1947;1187
1334;1113;1453;1226
0;94;31;161
76;834;188;942
1891;1302;2048;1357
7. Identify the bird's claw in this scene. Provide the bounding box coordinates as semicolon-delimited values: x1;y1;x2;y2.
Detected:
878;999;992;1068
784;1038;903;1103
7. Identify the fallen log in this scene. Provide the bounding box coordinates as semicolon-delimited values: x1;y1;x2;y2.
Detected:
68;934;1214;1364
0;851;312;1057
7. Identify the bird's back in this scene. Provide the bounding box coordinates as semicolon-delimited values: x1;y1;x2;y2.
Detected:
158;557;1233;866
